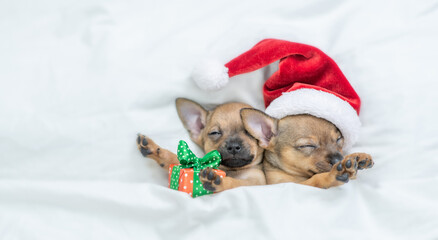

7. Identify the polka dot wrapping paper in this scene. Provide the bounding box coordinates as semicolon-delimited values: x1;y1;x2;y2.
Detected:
168;140;226;198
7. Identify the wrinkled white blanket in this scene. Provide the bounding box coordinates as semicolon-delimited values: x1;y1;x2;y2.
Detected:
1;0;437;239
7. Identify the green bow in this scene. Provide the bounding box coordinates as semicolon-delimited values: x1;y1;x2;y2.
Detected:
169;140;222;197
176;140;221;170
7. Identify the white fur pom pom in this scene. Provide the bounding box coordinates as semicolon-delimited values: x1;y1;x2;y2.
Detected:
191;59;229;91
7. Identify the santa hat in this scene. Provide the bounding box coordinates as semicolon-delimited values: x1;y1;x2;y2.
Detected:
191;39;361;150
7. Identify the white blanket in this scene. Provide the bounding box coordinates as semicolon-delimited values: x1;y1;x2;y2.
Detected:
1;0;437;239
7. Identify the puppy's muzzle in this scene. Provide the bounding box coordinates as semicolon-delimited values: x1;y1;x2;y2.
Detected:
219;138;253;168
225;140;242;155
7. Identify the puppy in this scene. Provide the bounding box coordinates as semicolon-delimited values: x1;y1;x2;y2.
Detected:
241;109;374;189
137;98;265;193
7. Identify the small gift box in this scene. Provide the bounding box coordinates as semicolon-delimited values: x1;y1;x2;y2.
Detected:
168;140;226;198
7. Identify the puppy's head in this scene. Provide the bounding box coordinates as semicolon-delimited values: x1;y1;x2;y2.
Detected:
176;98;263;170
241;109;344;177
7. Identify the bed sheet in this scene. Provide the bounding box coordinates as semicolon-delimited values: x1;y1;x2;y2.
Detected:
1;0;438;239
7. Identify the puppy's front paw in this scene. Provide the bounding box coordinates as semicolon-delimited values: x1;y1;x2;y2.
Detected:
137;134;156;156
347;153;374;170
331;157;358;183
136;134;166;166
199;167;224;192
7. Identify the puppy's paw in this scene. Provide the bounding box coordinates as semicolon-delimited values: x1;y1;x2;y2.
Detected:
331;157;358;183
347;153;374;170
199;167;224;192
137;134;153;156
136;134;164;166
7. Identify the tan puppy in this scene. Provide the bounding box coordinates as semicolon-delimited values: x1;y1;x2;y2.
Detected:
241;109;373;189
137;98;265;193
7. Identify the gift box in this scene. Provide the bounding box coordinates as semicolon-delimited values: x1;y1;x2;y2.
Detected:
168;140;226;198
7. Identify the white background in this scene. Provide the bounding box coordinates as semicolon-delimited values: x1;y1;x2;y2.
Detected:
1;0;438;239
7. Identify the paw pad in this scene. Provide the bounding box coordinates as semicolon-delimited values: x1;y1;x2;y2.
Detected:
336;173;349;183
136;134;154;157
199;167;223;192
332;157;358;183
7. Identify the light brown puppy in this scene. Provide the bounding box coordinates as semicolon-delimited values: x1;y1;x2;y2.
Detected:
241;109;373;189
137;98;265;193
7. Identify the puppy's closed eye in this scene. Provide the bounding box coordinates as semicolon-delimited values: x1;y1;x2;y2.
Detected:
297;145;317;150
208;129;222;141
296;145;317;155
208;131;222;136
294;138;318;154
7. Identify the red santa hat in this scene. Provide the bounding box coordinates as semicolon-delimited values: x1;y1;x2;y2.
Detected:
191;39;361;150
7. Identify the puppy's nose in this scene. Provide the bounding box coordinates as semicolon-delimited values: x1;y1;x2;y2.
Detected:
226;141;242;155
328;153;343;165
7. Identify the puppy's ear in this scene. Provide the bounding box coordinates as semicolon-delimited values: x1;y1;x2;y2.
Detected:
175;98;208;145
240;108;277;148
